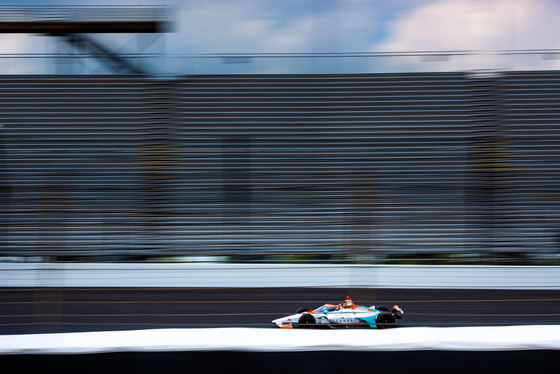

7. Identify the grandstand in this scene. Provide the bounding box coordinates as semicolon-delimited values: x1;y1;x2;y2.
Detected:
1;71;559;262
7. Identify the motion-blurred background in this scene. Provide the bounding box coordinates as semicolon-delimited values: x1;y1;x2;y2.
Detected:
0;0;559;335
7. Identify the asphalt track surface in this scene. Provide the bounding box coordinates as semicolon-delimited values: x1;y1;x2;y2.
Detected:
1;288;560;334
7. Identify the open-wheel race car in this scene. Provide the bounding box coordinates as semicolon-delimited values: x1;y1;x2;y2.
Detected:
272;296;404;329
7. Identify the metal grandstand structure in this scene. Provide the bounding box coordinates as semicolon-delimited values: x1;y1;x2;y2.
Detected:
1;72;560;261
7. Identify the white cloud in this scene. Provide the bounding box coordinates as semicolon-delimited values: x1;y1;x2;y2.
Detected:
167;0;391;54
375;0;493;52
0;34;46;74
163;0;390;73
168;0;309;54
372;0;560;71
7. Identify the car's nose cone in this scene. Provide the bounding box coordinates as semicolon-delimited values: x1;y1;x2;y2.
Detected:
272;313;301;325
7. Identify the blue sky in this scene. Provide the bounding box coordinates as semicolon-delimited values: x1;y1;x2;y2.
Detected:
1;0;560;74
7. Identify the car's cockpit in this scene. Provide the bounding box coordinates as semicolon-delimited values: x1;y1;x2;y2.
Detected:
313;305;339;313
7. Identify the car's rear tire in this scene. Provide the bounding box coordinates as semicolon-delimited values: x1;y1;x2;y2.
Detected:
376;312;395;329
298;313;316;329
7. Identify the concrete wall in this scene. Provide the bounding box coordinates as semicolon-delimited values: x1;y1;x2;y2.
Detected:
1;263;559;289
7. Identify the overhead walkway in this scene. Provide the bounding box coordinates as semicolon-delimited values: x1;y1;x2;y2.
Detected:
0;6;170;33
0;6;171;74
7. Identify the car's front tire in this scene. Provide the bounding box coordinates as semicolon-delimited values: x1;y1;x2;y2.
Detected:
298;313;316;329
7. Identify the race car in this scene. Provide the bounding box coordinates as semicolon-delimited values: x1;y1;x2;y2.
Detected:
272;296;403;329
